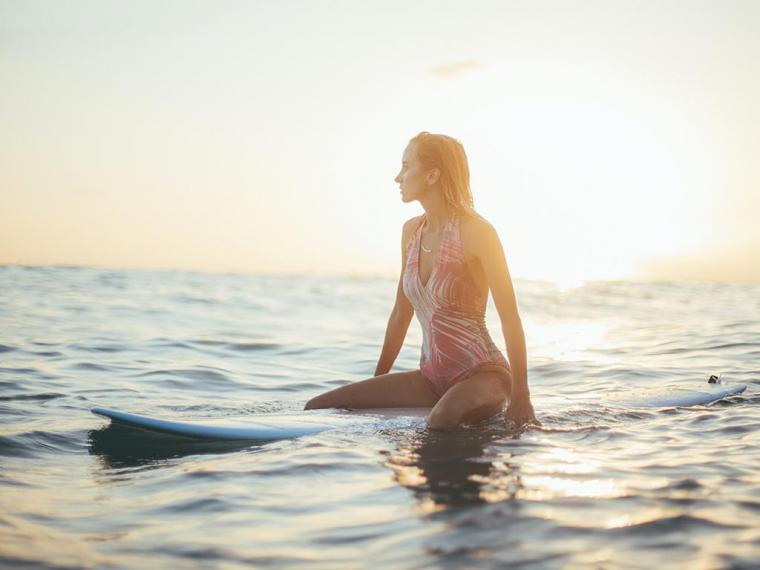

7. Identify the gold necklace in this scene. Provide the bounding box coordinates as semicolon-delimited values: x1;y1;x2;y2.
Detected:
420;214;448;253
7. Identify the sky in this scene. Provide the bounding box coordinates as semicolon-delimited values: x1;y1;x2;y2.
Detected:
1;0;759;284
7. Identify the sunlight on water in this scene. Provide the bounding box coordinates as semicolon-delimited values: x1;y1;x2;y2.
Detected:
527;320;611;362
530;447;600;475
519;475;627;500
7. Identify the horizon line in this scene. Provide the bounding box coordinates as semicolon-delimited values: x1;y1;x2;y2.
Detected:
2;262;759;287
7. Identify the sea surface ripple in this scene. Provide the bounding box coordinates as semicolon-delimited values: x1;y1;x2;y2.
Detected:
1;266;758;569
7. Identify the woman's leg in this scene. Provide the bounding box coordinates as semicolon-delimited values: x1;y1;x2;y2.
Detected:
426;368;512;430
304;369;440;410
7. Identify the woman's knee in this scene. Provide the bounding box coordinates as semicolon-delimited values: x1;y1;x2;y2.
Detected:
303;397;318;410
304;393;333;410
426;407;460;431
425;374;507;429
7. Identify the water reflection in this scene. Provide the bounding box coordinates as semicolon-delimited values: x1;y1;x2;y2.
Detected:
87;424;255;470
383;422;526;511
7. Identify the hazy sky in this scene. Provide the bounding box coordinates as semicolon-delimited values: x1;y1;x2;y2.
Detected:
2;0;758;284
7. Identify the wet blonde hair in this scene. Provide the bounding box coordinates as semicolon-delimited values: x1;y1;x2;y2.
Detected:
409;131;476;215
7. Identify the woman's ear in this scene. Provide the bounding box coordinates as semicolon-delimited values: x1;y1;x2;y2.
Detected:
426;167;440;186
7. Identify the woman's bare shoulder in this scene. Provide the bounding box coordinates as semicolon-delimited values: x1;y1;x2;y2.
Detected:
404;214;424;228
460;212;502;261
460;211;497;239
400;215;424;251
402;215;424;235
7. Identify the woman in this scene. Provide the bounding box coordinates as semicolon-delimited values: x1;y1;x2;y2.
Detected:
305;132;539;430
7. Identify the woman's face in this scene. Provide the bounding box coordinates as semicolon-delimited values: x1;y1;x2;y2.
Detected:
395;144;432;203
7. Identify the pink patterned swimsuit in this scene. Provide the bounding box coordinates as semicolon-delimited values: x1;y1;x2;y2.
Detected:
402;213;511;397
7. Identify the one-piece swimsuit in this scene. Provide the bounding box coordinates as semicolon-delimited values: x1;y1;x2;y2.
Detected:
402;213;511;397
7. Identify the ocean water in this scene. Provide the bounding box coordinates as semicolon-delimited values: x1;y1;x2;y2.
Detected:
1;265;758;569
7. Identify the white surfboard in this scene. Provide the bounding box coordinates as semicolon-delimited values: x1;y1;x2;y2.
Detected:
607;383;746;408
91;406;429;441
92;383;747;441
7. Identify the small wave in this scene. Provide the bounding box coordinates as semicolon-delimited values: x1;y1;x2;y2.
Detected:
173;295;218;305
644;346;697;356
132;367;234;386
0;404;27;418
0;473;33;488
694;423;756;435
189;338;285;353
530;362;573;378
69;343;127;353
0;344;16;353
540;406;654;424
703;341;760;351
657;477;703;491
608;513;744;535
149;338;197;351
720;319;760;330
0;392;63;403
277;346;312;356
190;339;228;346
158;546;235;563
227;341;281;352
0;430;84;456
533;424;609;434
245;462;346;478
0;367;38;375
247;382;324;393
158;497;231;515
184;469;244;481
33;350;63;358
737;500;760;512
0;435;37;458
68;362;113;372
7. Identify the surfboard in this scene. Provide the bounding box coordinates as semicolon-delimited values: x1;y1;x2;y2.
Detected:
607;383;747;408
92;383;747;441
91;406;429;442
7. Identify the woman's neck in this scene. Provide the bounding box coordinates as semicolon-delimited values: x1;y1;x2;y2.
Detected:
421;197;453;233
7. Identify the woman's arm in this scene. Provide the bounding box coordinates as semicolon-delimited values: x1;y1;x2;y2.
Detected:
472;219;540;427
374;218;417;376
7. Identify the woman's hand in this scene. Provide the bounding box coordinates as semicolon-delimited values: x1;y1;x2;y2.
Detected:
506;392;541;429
